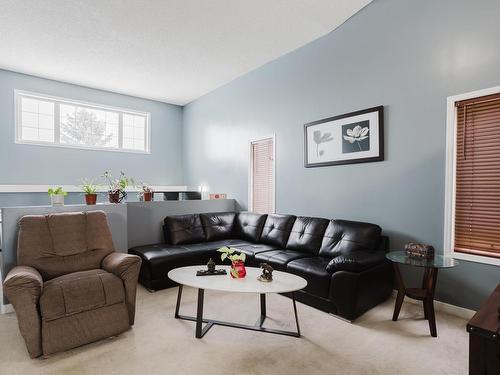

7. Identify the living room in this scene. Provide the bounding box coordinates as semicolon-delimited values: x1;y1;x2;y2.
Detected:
0;1;499;374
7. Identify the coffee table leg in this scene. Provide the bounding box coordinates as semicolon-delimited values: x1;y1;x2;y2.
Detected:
392;263;406;321
196;288;205;338
292;292;301;336
174;285;183;318
257;294;266;327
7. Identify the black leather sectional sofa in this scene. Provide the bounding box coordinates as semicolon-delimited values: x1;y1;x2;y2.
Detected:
129;212;394;321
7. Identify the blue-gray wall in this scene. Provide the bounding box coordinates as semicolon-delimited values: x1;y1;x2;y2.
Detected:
182;0;500;310
0;69;184;206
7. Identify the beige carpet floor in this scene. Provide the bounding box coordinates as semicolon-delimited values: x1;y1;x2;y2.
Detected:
0;285;469;375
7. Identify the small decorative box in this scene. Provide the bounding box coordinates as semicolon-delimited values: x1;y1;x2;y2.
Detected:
404;243;435;259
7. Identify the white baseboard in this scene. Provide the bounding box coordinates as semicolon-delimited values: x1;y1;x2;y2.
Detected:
1;303;14;314
392;290;475;320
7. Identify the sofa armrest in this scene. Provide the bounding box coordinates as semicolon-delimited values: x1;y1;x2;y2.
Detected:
102;252;142;325
3;266;43;358
327;251;386;273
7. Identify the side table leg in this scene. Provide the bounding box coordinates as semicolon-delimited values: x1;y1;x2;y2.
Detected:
424;268;438;337
422;268;430;320
392;263;406;321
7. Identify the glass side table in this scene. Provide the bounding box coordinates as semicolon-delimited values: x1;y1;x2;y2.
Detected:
386;251;459;337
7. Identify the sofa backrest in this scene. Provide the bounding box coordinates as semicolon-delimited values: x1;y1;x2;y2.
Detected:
163;214;205;245
235;212;267;242
259;214;296;248
286;216;329;254
318;219;382;259
17;211;115;280
200;212;236;241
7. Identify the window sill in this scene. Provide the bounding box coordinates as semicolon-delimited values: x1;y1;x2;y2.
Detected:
450;251;500;267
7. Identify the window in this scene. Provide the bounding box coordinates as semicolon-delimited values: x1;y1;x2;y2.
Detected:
15;90;150;153
250;136;275;214
445;87;500;265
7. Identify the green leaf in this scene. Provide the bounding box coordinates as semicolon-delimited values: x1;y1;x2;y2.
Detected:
221;253;227;261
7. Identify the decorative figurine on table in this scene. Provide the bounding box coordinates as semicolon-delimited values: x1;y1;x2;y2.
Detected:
258;263;273;282
207;258;216;273
217;246;247;279
196;258;226;276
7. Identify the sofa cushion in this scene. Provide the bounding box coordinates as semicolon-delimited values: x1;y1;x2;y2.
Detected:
319;220;382;259
223;244;278;266
130;244;210;279
235;212;267;242
254;249;309;271
286;216;329;254
287;257;331;299
164;214;205;245
200;212;237;241
40;269;125;321
259;214;296;248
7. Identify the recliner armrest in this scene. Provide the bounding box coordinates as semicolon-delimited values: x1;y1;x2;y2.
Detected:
4;266;43;303
102;252;142;325
326;251;387;274
3;266;43;358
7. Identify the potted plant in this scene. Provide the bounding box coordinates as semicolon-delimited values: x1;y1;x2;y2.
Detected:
47;187;67;206
102;171;134;203
217;246;247;278
81;179;99;205
139;183;153;202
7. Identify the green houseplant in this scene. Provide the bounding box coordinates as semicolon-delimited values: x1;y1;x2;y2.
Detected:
81;179;99;205
217;246;247;278
48;187;67;206
102;171;134;203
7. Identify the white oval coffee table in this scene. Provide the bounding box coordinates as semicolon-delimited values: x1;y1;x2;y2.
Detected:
168;265;307;338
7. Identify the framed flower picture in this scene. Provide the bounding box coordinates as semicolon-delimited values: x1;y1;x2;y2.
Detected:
304;106;384;167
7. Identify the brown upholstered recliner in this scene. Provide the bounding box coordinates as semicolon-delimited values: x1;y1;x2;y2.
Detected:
3;210;141;358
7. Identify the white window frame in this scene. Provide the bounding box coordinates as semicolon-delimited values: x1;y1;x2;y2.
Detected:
15;90;151;154
444;85;500;267
248;134;276;213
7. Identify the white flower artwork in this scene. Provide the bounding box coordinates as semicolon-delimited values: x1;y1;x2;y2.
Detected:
304;106;383;167
343;125;369;149
342;121;370;153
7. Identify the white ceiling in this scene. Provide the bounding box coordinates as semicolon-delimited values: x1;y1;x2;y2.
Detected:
0;0;371;105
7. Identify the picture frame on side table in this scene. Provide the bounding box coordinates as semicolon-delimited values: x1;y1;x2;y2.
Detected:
304;106;384;167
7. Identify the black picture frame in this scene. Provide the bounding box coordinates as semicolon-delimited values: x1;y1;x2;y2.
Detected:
304;106;384;168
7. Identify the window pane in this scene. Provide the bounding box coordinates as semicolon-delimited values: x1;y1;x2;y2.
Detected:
123;138;134;149
60;106;117;148
39;128;54;142
21;112;37;127
19;97;55;143
22;127;39;141
123;125;133;138
38;114;53;129
21;97;38;113
122;113;147;151
38;100;54;115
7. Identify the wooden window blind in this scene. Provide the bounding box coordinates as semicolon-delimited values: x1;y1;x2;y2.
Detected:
454;92;500;259
251;137;275;214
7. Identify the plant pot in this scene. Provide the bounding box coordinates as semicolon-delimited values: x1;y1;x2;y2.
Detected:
85;194;97;205
143;191;153;201
230;260;246;279
50;194;65;206
108;191;126;203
